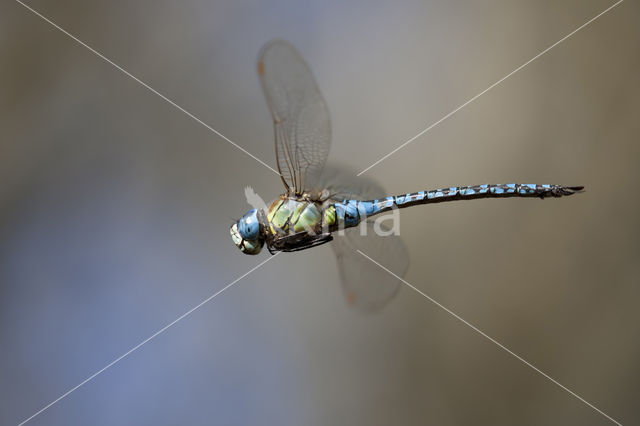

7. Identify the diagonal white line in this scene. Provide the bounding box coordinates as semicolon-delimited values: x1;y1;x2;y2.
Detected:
357;249;622;426
16;253;279;426
357;0;624;176
15;0;280;176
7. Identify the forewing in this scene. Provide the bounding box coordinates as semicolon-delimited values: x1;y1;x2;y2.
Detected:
332;221;409;312
258;40;331;193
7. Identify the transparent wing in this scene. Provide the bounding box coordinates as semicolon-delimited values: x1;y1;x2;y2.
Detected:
333;222;409;312
258;40;331;193
313;164;386;201
315;164;410;312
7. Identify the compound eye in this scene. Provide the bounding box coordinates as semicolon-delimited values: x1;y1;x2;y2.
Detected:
238;209;260;240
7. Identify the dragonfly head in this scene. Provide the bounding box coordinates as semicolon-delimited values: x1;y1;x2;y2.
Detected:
230;209;265;255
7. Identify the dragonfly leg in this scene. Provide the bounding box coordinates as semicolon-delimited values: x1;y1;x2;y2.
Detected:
269;232;333;253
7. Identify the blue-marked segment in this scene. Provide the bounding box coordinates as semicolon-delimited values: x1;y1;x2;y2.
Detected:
518;184;536;195
334;200;360;227
368;201;380;214
359;201;377;216
382;196;394;208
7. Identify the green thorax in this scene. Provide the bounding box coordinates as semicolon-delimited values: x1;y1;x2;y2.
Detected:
266;196;337;236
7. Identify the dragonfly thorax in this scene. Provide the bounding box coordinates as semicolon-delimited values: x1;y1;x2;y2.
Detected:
266;196;330;236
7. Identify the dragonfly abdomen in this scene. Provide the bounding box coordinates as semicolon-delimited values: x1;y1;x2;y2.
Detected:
393;183;583;207
333;184;583;227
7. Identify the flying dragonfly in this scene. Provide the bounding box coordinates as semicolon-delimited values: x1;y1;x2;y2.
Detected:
230;40;583;310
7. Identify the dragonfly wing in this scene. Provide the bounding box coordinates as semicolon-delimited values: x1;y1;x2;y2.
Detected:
332;221;409;312
258;40;331;193
314;163;386;201
315;164;409;311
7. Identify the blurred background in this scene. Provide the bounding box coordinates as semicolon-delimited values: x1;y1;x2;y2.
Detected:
1;0;638;425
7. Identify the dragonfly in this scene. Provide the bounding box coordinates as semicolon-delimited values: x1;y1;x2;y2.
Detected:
230;40;583;310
